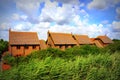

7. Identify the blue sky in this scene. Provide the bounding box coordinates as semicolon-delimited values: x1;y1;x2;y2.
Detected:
0;0;120;40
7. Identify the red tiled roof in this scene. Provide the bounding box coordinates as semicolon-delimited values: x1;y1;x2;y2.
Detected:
94;40;104;48
97;36;113;44
9;30;40;45
74;35;91;44
90;38;95;44
40;40;47;49
49;32;77;45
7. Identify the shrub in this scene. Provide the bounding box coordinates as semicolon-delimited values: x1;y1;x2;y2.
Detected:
86;67;109;80
1;42;120;80
110;52;120;80
105;41;120;53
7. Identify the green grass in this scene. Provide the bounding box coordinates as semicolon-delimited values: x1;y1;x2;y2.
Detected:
1;42;120;80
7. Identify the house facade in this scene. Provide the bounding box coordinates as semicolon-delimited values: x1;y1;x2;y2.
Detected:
46;31;78;50
9;29;40;56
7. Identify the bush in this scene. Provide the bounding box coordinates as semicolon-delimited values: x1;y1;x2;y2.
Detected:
105;41;120;53
1;42;120;80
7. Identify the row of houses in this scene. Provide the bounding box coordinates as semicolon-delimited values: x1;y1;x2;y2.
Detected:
9;29;113;56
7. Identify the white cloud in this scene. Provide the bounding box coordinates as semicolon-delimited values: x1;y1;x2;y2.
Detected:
39;1;76;25
79;9;89;18
87;0;120;10
34;22;50;29
80;3;85;7
88;0;107;10
12;13;28;21
13;22;32;31
54;0;80;5
112;21;120;31
15;0;42;16
101;20;109;24
14;0;87;25
39;0;87;25
29;22;51;40
49;24;77;33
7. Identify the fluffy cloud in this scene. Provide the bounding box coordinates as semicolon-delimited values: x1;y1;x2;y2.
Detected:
39;1;76;25
53;0;80;5
14;0;46;24
14;0;82;24
29;22;51;40
87;0;120;10
39;0;85;25
12;22;32;31
112;21;120;31
15;0;42;16
88;0;107;10
79;9;89;18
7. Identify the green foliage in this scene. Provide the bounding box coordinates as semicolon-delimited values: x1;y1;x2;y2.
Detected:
0;39;8;58
1;42;120;80
106;41;120;53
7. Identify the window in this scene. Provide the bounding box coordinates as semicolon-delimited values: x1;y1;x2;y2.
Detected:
71;45;74;48
59;45;62;49
33;45;36;49
17;46;20;49
25;45;28;49
48;44;51;47
65;45;68;49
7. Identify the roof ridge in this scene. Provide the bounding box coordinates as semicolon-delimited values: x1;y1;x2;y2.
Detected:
10;31;37;33
50;32;72;35
74;34;89;36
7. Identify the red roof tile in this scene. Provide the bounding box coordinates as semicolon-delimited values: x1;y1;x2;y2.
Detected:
49;32;77;45
74;35;91;44
97;36;113;43
9;30;40;45
90;38;95;44
40;40;47;49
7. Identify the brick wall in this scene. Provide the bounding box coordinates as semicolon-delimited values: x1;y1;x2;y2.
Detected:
9;45;40;56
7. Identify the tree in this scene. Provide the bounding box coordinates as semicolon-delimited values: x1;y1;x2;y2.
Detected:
0;39;8;59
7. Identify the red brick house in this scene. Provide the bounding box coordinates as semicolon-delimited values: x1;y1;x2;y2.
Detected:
46;31;78;50
91;35;113;48
9;29;40;56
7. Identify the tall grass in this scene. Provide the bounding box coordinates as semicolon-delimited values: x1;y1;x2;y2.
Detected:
1;43;120;80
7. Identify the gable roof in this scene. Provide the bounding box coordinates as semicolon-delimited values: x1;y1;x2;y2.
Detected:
40;40;47;49
97;35;113;44
73;35;91;44
90;38;95;44
49;32;77;45
9;30;40;45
